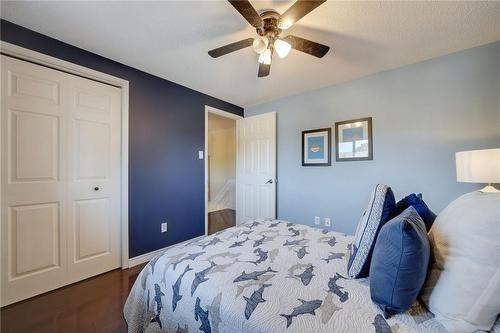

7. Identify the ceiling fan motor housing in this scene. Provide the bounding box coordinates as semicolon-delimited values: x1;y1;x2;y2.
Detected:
257;10;281;42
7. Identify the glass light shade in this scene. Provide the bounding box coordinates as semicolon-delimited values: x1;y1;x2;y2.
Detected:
274;39;291;58
456;148;500;184
252;37;269;54
278;19;293;30
258;49;272;65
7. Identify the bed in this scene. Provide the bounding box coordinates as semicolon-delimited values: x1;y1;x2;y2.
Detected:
124;218;449;333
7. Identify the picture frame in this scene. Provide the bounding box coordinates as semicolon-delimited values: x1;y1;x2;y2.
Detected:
302;128;331;166
335;117;373;161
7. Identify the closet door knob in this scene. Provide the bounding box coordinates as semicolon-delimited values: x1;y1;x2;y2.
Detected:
94;187;100;191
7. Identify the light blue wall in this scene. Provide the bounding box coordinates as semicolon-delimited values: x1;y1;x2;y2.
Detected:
246;42;500;235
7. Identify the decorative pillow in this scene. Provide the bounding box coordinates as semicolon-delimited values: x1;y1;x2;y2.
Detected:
394;193;436;231
347;184;396;278
421;191;500;333
370;206;430;318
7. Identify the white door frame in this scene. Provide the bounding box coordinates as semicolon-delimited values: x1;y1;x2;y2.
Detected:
0;41;131;269
204;106;242;235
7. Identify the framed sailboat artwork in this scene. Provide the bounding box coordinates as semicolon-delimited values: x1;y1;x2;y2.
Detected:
302;128;332;166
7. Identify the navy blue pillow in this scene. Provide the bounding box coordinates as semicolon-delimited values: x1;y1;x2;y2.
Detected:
395;193;436;231
369;206;430;318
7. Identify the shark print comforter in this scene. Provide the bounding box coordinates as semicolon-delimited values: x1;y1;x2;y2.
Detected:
124;219;448;333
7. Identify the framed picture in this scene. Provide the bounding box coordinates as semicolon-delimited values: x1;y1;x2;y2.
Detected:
335;117;373;161
302;128;331;166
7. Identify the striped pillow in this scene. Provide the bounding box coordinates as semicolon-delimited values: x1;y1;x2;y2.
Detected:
347;184;396;278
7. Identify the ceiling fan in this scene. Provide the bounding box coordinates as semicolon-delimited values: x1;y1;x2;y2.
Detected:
208;0;330;78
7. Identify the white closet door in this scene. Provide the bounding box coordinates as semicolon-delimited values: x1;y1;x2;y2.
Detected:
236;112;276;225
1;55;69;305
0;55;121;306
66;72;121;282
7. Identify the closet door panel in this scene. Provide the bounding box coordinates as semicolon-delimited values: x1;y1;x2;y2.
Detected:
1;56;68;306
66;76;121;282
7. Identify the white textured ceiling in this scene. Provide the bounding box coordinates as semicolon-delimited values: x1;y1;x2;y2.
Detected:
2;1;500;107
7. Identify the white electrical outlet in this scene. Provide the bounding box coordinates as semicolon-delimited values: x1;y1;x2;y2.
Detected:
314;216;320;225
161;222;168;233
324;218;331;227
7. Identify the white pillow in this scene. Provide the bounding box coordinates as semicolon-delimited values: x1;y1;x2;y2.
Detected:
421;191;500;333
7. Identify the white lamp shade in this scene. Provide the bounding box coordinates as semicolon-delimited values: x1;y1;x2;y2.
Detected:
274;39;291;58
258;49;272;65
252;37;269;54
456;148;500;183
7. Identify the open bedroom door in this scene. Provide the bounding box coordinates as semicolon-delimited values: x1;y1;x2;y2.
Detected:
236;112;276;225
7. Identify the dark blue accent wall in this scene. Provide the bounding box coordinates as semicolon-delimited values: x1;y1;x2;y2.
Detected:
1;19;244;258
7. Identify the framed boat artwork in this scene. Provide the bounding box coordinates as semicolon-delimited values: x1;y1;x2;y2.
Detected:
302;128;332;166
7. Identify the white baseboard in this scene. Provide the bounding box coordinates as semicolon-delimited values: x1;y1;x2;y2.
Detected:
127;236;205;268
128;246;171;267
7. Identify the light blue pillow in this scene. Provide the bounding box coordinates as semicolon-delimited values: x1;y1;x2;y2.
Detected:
347;184;396;278
370;206;430;317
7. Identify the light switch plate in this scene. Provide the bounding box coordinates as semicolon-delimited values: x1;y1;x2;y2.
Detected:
198;151;204;159
324;218;331;227
161;222;168;233
314;216;320;225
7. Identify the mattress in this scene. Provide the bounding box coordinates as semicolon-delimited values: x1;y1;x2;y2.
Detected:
124;219;448;333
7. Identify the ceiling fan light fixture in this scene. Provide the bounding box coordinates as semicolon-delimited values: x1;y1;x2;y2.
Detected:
258;49;272;65
252;37;269;54
274;39;291;58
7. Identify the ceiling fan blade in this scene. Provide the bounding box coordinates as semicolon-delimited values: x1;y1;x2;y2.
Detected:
258;62;271;77
228;0;263;28
208;38;254;58
283;35;330;58
278;0;326;29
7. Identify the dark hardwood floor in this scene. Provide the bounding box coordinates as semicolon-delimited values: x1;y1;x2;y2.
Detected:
0;263;146;333
208;209;236;234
